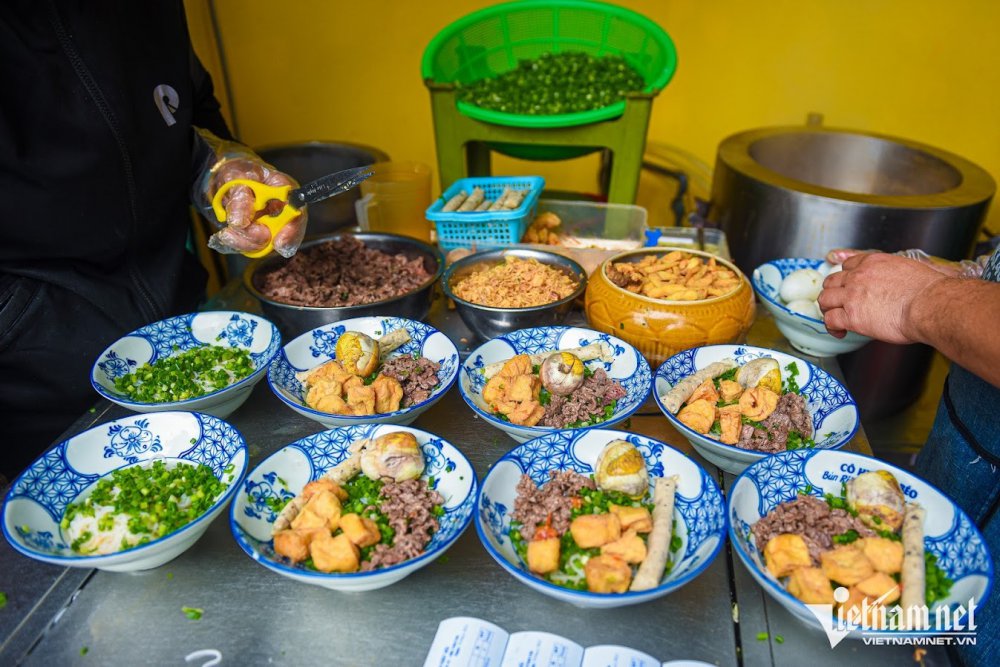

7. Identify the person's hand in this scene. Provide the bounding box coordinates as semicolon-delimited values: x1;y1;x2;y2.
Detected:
817;252;950;342
206;157;308;258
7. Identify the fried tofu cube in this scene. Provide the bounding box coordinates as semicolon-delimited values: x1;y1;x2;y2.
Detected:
339;513;381;548
310;532;360;573
527;537;561;574
764;533;812;577
718;405;742;445
301;489;342;532
346;384;376;416
273;529;316;563
677;398;715;434
839;587;887;630
820;544;875;586
718;379;743;402
302;478;348;502
290;507;327;532
786;566;835;604
508;374;540;402
601;529;647;564
688;379;720;406
855;572;900;605
570;513;622;549
584;555;633;594
609;504;653;533
856;537;904;575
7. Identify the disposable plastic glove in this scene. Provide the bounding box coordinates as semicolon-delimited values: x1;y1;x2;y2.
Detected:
193;129;308;258
825;248;988;279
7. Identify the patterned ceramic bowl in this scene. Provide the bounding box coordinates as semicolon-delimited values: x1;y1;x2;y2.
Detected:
458;326;651;443
2;412;247;572
653;345;859;475
91;311;281;419
752;258;871;358
585;247;756;368
267;316;460;429
476;428;726;609
230;424;476;591
729;449;993;640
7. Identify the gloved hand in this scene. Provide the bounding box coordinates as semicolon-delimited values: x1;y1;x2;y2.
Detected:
193;129;308;258
825;248;988;279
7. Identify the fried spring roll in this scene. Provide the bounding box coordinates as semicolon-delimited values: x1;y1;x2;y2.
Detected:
630;475;678;591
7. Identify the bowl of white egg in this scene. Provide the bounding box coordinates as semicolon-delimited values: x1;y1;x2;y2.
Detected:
751;258;871;357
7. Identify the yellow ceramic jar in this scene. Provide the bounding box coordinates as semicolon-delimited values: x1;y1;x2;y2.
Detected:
584;247;756;368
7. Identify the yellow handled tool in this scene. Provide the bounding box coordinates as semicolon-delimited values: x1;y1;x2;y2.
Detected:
210;165;375;258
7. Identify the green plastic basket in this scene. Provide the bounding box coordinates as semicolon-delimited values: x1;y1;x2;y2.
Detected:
421;0;678;130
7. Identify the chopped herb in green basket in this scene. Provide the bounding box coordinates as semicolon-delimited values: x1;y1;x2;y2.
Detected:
456;52;645;116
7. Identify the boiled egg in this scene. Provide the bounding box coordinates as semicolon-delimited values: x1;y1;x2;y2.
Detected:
779;268;824;303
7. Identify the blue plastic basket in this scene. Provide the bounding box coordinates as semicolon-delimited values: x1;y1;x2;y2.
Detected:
426;176;545;252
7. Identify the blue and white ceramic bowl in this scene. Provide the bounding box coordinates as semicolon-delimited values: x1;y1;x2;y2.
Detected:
267;316;460;429
729;449;993;638
459;326;651;443
91;311;281;419
230;424;476;591
476;428;726;609
654;345;859;475
752;258;870;358
2;412;247;572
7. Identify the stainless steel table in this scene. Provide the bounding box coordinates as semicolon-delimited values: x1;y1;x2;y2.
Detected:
0;289;950;666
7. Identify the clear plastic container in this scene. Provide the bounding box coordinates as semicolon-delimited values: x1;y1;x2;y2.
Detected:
642;226;732;260
527;199;648;249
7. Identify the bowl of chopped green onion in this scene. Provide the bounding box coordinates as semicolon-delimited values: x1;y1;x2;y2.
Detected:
91;311;281;418
2;411;247;571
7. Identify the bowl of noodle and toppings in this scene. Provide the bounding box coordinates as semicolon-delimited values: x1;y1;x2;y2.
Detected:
229;424;476;591
2;411;247;572
458;326;651;443
729;449;992;639
90;310;281;419
475;429;725;608
654;344;859;475
267;316;460;429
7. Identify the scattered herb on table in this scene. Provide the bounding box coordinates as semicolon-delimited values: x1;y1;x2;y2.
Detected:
756;632;768;641
0;592;6;609
775;635;785;644
80;646;89;656
113;344;254;402
182;606;203;621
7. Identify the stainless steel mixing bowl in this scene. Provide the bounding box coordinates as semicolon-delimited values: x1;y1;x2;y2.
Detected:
244;232;443;339
442;248;587;341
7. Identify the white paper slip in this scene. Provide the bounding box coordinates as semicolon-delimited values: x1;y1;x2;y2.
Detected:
424;617;509;667
500;631;585;667
580;644;660;667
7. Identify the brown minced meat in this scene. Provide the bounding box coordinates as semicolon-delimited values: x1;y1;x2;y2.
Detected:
736;392;813;453
752;495;875;563
255;235;431;307
539;369;628;428
380;356;441;407
362;478;443;571
512;470;594;537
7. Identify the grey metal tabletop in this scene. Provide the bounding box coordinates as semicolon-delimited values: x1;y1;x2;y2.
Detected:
0;286;948;666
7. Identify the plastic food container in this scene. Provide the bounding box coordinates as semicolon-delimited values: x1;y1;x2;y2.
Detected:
426;176;545;252
643;227;732;260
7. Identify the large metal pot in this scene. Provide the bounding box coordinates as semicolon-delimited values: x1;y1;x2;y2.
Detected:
708;126;995;419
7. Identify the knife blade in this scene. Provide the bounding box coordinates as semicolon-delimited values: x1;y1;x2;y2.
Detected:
286;165;375;209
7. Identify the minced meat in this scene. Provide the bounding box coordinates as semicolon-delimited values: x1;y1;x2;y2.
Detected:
538;369;627;428
380;356;441;407
736;392;812;453
255;235;431;307
752;495;874;563
362;478;443;571
511;470;594;537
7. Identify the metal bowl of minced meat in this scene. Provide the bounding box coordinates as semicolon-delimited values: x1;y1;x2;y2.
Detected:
442;248;587;341
244;232;444;339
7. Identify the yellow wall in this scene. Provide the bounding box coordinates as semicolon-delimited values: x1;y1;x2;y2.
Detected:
184;0;1000;234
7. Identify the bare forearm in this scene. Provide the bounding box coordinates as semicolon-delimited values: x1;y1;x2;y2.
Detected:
906;278;1000;388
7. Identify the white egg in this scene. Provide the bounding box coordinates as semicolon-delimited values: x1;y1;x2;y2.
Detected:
786;299;823;320
780;268;824;302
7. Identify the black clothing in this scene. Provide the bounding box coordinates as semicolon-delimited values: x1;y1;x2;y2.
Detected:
0;1;231;477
